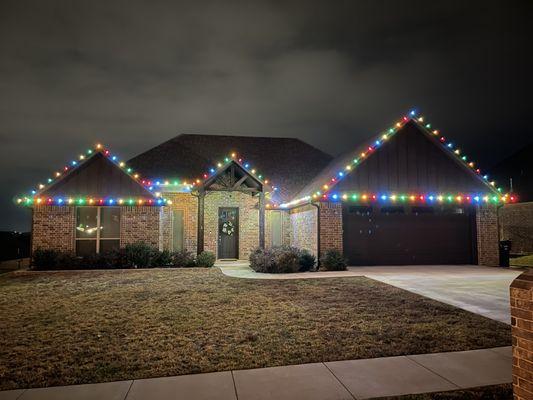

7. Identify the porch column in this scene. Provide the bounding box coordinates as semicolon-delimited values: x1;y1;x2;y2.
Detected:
197;189;205;254
259;192;265;249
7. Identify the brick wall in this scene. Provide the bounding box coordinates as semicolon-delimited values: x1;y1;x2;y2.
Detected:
289;204;318;256
159;192;198;253
511;270;533;400
32;205;75;253
319;202;343;255
265;210;291;248
499;202;533;254
120;206;160;248
204;191;259;259
476;205;499;266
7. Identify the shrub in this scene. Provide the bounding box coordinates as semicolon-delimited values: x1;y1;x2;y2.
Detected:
125;242;156;268
320;249;348;271
249;247;272;273
32;249;60;270
298;249;316;272
152;250;173;267
172;249;196;268
273;246;300;273
196;251;216;268
249;246;300;273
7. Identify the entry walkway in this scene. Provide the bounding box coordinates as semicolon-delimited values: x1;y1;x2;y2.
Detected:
0;346;511;400
217;262;522;324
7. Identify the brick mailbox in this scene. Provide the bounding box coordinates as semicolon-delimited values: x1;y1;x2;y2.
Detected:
511;270;533;400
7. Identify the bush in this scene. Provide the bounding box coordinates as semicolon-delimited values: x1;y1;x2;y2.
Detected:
249;246;300;273
320;249;348;271
172;249;196;268
298;249;316;272
32;249;61;270
249;247;272;273
152;250;173;267
125;242;156;268
196;251;216;268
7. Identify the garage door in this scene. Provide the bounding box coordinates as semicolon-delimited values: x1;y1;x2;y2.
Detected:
342;204;476;265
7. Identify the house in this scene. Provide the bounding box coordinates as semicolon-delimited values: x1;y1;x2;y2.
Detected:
489;143;533;254
17;112;517;266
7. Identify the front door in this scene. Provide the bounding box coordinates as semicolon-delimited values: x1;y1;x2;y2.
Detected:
218;207;238;259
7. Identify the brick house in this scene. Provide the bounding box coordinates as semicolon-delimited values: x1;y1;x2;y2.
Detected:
18;113;517;266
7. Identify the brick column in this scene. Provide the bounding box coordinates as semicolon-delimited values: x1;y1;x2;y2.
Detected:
511;271;533;400
319;202;343;256
475;205;499;266
31;205;75;253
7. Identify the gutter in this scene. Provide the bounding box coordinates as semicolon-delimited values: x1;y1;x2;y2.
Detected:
309;202;321;269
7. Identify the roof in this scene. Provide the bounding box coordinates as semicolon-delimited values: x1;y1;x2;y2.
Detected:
283;113;512;208
128;134;333;202
16;144;165;207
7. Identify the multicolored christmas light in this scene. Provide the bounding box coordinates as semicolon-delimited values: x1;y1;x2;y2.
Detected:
15;143;282;207
280;110;515;208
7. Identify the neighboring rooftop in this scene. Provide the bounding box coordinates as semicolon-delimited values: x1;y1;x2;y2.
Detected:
128;134;333;202
489;143;533;202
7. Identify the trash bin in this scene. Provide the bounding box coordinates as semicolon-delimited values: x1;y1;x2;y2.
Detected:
499;240;512;268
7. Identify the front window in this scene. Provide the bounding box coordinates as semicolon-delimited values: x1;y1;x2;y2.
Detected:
76;207;120;255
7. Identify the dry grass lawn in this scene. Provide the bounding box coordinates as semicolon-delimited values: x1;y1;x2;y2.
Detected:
0;268;511;390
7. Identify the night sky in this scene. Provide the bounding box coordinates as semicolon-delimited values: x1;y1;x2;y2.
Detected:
1;1;532;231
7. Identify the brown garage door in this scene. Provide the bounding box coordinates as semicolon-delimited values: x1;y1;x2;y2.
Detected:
342;204;477;265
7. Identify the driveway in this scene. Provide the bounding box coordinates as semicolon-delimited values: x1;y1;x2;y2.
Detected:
218;262;522;324
349;265;522;324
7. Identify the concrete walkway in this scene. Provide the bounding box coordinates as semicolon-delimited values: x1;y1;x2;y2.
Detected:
0;346;511;400
217;262;522;324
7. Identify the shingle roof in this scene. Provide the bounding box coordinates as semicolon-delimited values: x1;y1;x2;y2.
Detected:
128;134;333;202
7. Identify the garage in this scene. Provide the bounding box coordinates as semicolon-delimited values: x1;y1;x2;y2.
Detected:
342;204;477;265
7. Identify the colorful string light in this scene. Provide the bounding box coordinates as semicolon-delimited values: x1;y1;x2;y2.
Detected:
317;192;516;204
16;143;282;207
280;110;513;208
16;197;172;206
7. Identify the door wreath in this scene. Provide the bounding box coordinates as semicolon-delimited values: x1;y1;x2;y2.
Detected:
222;221;235;236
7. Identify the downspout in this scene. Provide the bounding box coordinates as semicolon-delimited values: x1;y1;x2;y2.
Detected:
309;202;321;269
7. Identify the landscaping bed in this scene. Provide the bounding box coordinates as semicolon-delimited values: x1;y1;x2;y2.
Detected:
0;268;511;390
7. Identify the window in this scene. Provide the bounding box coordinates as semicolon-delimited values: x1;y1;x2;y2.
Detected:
348;206;373;216
76;207;120;255
380;206;405;215
172;209;184;251
270;211;283;247
411;206;435;215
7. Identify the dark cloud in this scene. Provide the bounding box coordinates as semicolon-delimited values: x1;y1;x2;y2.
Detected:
1;0;532;230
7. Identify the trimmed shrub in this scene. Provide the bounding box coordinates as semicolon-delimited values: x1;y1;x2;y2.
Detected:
152;250;173;267
249;247;272;273
320;249;348;271
172;249;196;268
125;242;156;268
298;249;316;272
196;251;216;268
249;246;300;273
32;249;60;270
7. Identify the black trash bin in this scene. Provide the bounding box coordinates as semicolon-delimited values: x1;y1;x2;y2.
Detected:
499;240;512;268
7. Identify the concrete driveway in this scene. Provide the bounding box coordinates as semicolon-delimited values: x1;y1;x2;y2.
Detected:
348;265;522;324
218;262;523;324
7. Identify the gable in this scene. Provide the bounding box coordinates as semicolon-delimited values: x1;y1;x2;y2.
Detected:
284;112;514;208
333;120;491;193
40;152;154;198
202;160;263;193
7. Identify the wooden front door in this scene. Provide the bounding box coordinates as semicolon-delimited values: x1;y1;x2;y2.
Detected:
218;207;238;259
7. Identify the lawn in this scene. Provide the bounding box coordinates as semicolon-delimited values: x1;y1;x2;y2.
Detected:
0;268;511;391
511;254;533;267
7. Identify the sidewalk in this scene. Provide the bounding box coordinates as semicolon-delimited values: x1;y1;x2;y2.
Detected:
0;346;512;400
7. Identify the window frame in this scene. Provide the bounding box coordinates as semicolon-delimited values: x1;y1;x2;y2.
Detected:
75;206;120;254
